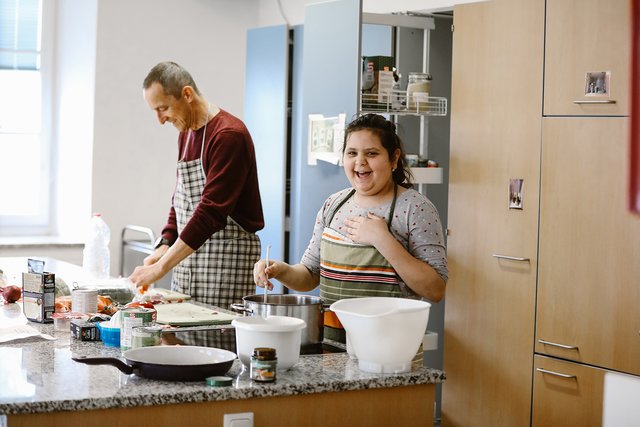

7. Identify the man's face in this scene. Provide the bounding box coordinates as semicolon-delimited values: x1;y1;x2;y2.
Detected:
143;82;193;132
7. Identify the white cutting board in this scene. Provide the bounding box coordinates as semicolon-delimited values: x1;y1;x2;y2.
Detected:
154;302;238;326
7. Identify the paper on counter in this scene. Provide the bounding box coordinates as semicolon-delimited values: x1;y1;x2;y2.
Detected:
0;324;56;343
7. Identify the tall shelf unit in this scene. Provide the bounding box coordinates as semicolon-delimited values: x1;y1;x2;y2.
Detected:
359;13;448;186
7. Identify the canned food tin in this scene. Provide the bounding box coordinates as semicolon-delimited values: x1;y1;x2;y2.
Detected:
131;325;163;349
120;307;156;351
71;289;98;314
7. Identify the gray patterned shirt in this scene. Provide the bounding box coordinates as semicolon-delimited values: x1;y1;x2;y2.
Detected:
301;187;448;285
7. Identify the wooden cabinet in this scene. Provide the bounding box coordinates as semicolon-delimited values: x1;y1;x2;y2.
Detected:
536;117;640;375
544;0;630;116
442;1;544;426
532;355;605;427
444;0;639;425
7;384;435;427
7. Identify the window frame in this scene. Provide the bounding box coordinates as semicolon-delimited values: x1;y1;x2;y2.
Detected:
0;0;55;236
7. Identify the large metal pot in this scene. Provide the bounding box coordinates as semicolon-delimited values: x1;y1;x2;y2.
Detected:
230;294;324;347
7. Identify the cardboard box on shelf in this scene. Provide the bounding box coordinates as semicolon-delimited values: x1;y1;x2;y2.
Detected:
362;56;396;106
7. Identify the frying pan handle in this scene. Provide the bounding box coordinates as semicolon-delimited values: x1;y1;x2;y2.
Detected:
229;303;253;315
72;356;135;375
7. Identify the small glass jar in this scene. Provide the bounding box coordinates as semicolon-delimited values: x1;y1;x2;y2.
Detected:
406;72;432;109
250;347;277;382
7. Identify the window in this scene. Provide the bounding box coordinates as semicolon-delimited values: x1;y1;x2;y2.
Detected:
0;0;51;236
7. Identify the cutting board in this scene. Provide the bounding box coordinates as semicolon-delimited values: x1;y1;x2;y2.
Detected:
154;302;238;326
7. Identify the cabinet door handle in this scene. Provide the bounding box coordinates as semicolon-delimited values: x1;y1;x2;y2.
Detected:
492;254;530;262
538;339;579;350
536;368;577;379
573;100;617;104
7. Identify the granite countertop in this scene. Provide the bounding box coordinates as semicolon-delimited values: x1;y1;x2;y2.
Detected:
0;314;446;416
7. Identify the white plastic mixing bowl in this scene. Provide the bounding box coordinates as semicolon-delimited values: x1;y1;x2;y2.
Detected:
232;315;306;370
330;297;431;374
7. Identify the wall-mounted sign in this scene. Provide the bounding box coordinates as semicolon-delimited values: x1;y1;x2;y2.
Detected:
584;71;610;97
307;113;346;166
509;178;524;210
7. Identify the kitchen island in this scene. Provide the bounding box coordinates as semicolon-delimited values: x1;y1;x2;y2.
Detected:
0;257;445;426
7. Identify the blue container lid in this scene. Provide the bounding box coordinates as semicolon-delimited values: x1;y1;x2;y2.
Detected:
97;322;120;347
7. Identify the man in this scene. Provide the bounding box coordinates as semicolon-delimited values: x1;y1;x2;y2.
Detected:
130;61;264;308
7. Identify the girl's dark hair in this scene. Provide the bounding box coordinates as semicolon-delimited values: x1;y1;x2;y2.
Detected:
342;113;413;188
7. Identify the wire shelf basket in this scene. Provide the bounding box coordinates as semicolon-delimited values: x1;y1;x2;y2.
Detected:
360;91;448;116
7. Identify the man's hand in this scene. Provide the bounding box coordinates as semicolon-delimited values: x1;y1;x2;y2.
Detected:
143;245;169;266
129;263;165;292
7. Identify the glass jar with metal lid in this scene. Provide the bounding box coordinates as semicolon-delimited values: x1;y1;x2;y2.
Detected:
407;72;432;110
250;347;277;382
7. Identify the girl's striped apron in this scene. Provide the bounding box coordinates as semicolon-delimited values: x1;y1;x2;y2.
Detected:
320;186;405;343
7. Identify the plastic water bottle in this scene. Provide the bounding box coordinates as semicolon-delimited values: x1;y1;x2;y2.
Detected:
82;213;111;279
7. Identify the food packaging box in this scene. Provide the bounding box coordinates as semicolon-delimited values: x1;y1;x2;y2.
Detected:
71;319;101;341
361;56;396;109
22;272;55;323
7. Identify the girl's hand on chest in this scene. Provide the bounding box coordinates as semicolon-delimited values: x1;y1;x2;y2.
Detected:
343;212;388;245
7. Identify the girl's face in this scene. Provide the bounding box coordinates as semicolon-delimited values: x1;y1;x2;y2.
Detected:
343;129;400;200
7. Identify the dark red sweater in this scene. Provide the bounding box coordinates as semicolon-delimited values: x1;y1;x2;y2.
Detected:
161;109;264;250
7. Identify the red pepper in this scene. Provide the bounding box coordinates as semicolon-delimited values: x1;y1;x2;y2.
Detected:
124;301;155;309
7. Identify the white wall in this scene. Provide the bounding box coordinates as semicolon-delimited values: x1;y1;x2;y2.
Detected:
90;0;259;276
2;0;482;273
54;0;97;243
256;0;485;27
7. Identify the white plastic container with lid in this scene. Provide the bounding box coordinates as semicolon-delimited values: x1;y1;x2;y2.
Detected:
232;315;306;370
82;213;111;279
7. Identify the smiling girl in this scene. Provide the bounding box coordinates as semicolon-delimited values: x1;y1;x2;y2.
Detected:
253;114;448;343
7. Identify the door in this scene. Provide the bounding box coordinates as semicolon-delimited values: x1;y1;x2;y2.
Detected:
442;0;544;425
288;0;359;267
544;0;630;116
244;24;289;293
536;117;640;375
532;355;605;427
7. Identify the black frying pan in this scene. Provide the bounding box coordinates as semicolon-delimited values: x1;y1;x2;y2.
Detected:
72;345;236;381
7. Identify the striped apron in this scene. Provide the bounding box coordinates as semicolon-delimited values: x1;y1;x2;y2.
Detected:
320;186;406;342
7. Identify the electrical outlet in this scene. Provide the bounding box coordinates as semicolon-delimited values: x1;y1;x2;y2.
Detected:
223;412;253;427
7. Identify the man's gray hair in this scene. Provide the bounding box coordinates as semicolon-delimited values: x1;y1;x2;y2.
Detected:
143;61;200;98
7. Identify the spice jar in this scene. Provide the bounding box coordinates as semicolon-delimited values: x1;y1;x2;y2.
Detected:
406;72;432;110
250;347;277;382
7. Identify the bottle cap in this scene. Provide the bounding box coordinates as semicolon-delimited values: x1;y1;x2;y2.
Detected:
252;347;276;359
206;376;233;387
